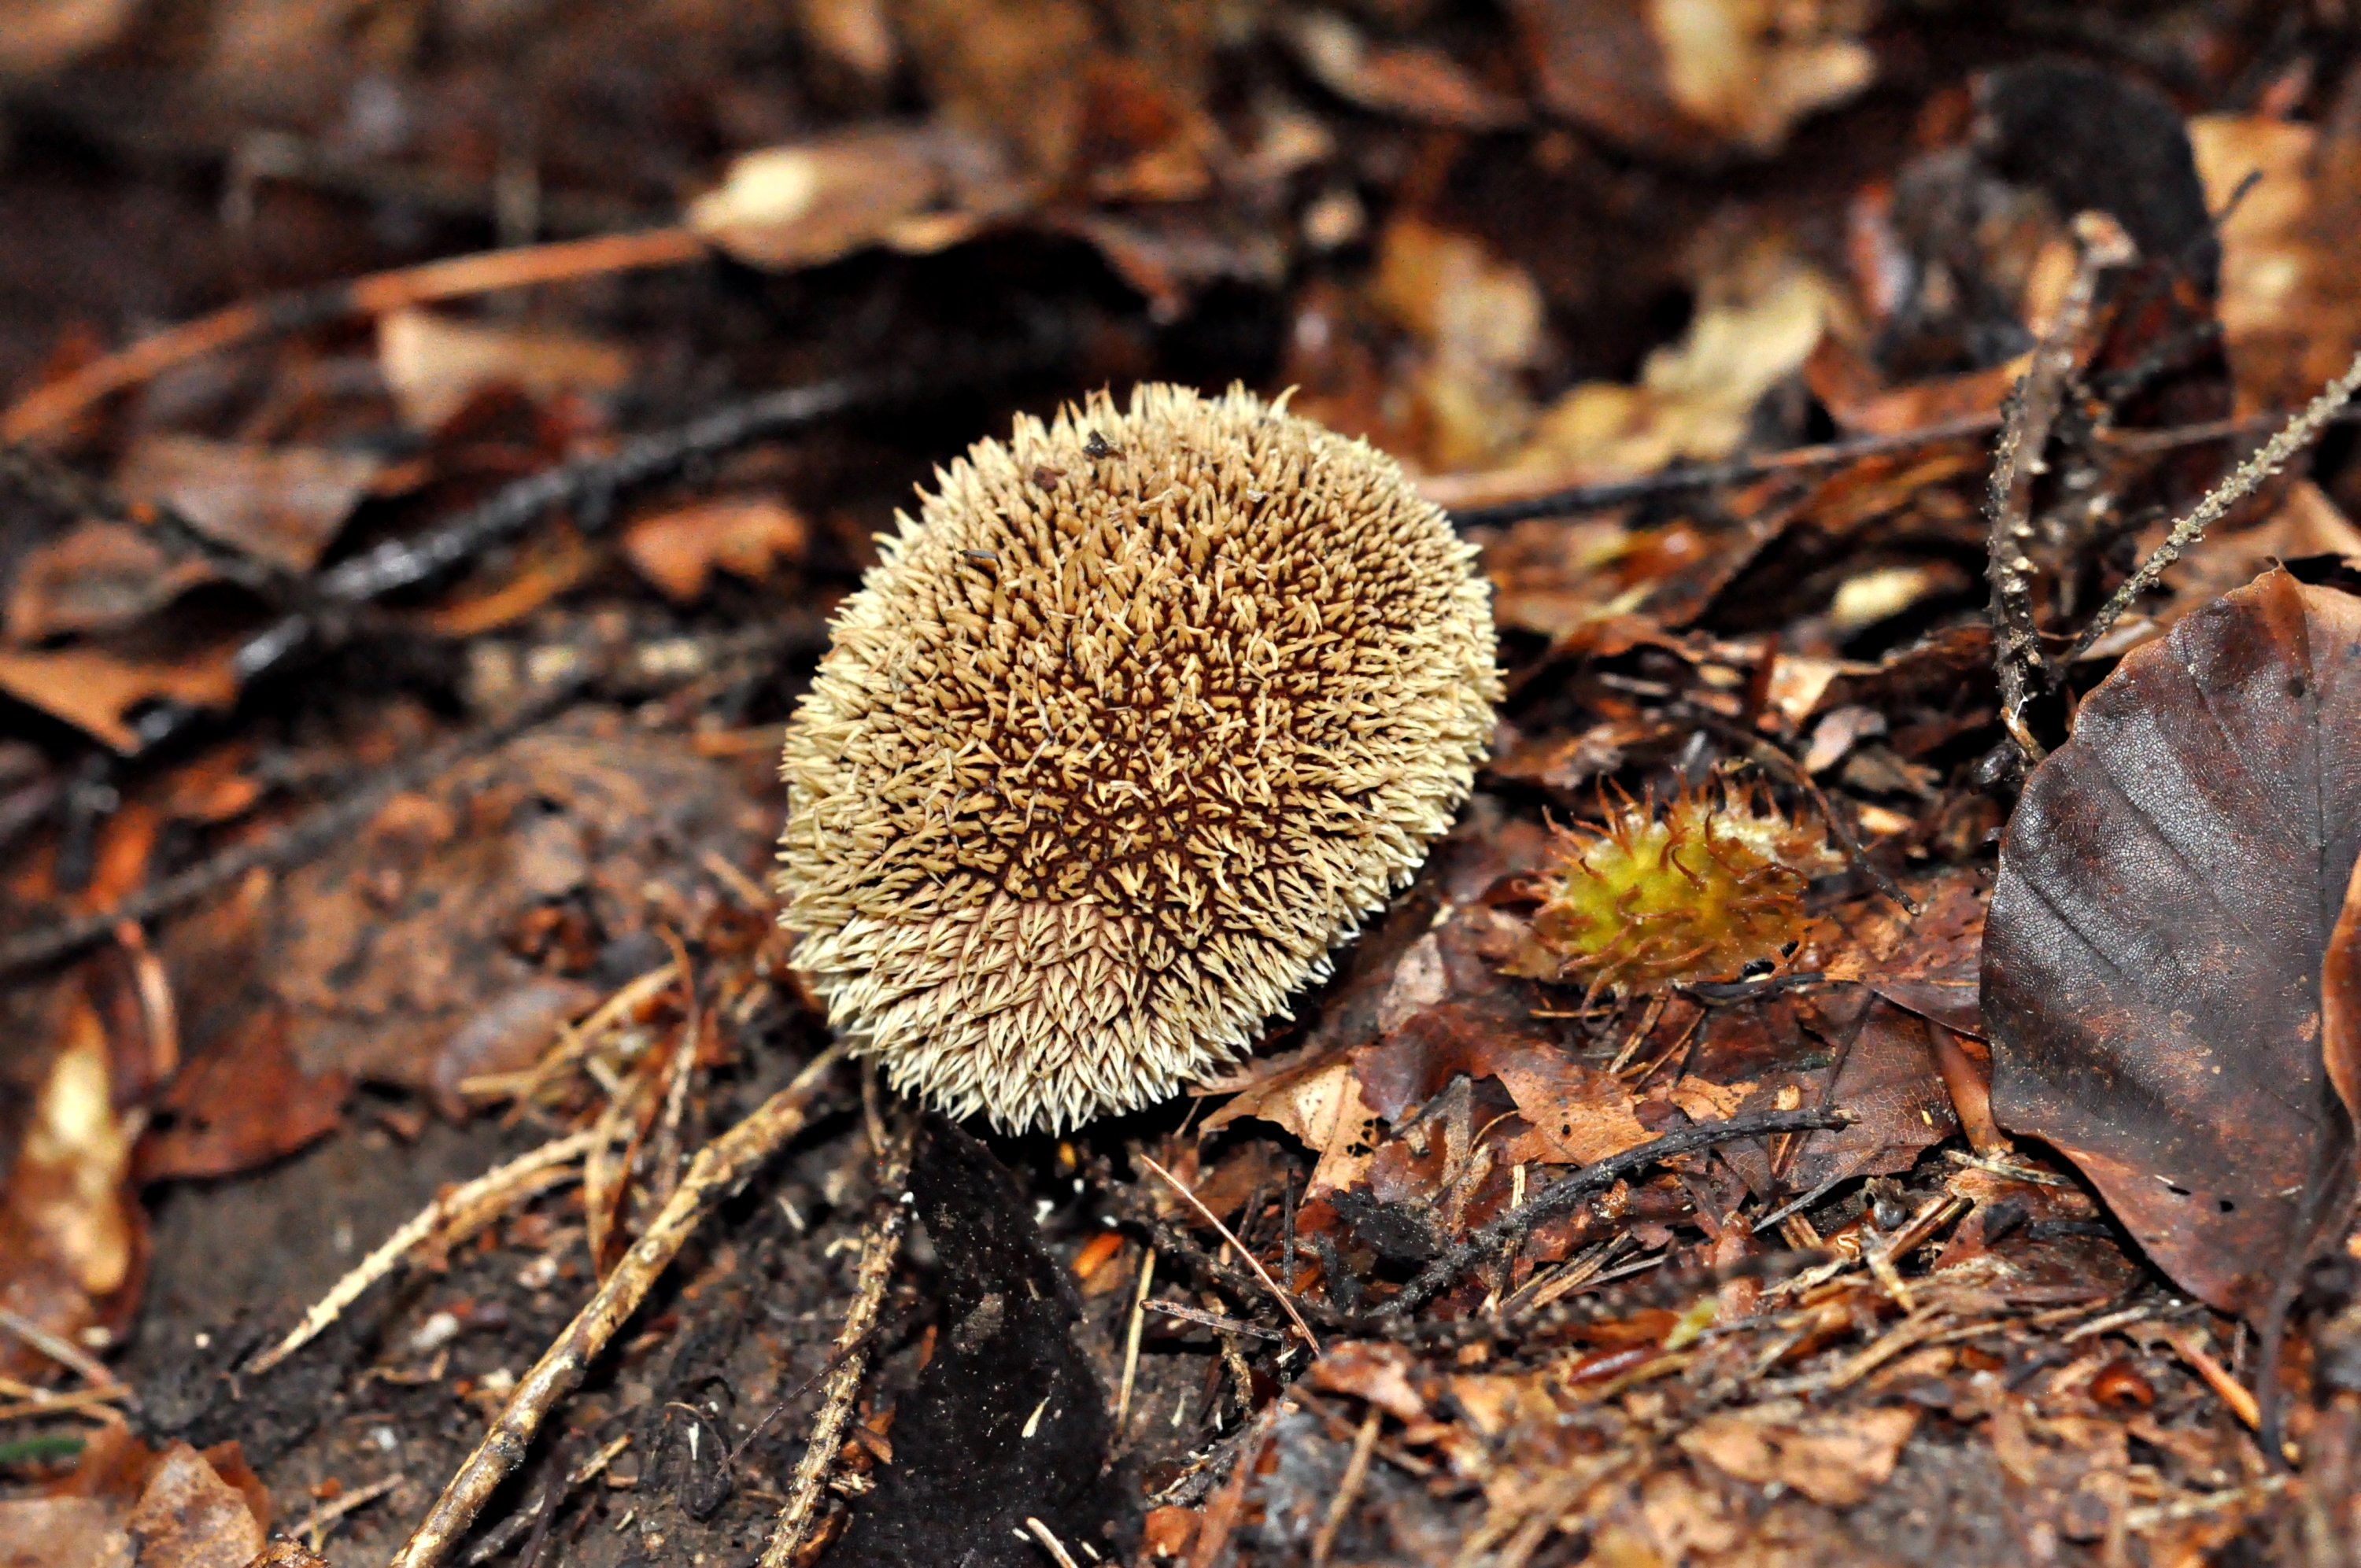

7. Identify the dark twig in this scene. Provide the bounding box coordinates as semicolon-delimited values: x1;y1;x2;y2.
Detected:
105;321;1070;762
1374;1105;1856;1319
1438;414;2000;530
0;442;296;600
1985;212;2139;767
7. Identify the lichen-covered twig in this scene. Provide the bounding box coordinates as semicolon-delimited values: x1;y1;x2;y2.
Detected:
759;1101;916;1568
1986;212;2139;766
386;1043;847;1568
2060;345;2361;670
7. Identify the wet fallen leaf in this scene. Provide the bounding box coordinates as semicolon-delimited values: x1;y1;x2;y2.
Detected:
135;1005;346;1182
1506;243;1833;484
0;990;135;1374
1306;1340;1428;1422
0;1498;122;1568
2190;113;2361;416
687;124;966;270
0;0;135;76
260;715;770;1105
2325;828;2361;1149
894;0;1098;179
0;637;243;753
1714;997;1960;1197
1349;919;1650;1167
121;1444;263;1568
1284;13;1524;131
1983;568;2361;1315
1365;216;1546;470
1202;1048;1383;1198
6;522;216;644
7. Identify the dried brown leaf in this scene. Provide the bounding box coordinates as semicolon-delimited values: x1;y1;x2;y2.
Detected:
1676;1402;1916;1507
622;496;808;603
1982;567;2361;1315
116;435;380;575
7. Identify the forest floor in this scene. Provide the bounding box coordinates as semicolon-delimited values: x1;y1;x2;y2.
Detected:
5;3;2361;1566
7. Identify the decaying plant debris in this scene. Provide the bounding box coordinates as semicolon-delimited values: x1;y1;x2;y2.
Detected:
11;6;2361;1568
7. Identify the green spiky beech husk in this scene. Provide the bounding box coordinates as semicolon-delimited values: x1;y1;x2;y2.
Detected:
1528;778;1844;994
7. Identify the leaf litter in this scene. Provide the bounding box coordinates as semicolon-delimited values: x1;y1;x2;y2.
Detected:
2;8;2361;1568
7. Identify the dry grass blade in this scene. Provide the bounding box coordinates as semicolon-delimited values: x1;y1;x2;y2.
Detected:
1024;1517;1084;1568
1116;1249;1155;1433
290;1475;401;1552
0;1305;125;1392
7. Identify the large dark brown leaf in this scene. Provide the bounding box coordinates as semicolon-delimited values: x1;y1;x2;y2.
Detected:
1983;568;2361;1316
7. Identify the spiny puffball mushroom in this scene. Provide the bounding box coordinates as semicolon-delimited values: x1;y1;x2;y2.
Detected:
777;383;1499;1131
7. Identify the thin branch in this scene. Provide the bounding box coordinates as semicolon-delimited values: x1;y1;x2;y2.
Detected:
0;1305;126;1392
1985;211;2139;766
1309;1407;1382;1568
1375;1105;1856;1319
2060;345;2361;670
2;228;705;443
385;1043;848;1568
0;674;590;977
1433;413;2001;528
758;1101;917;1568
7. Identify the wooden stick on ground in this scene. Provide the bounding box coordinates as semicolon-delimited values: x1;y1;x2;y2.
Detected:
385;1042;847;1568
1310;1407;1382;1568
759;1102;918;1568
0;1306;126;1393
246;1127;608;1378
1377;1105;1857;1319
1;227;705;443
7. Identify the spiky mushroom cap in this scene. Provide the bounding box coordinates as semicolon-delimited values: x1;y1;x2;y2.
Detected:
777;383;1500;1131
